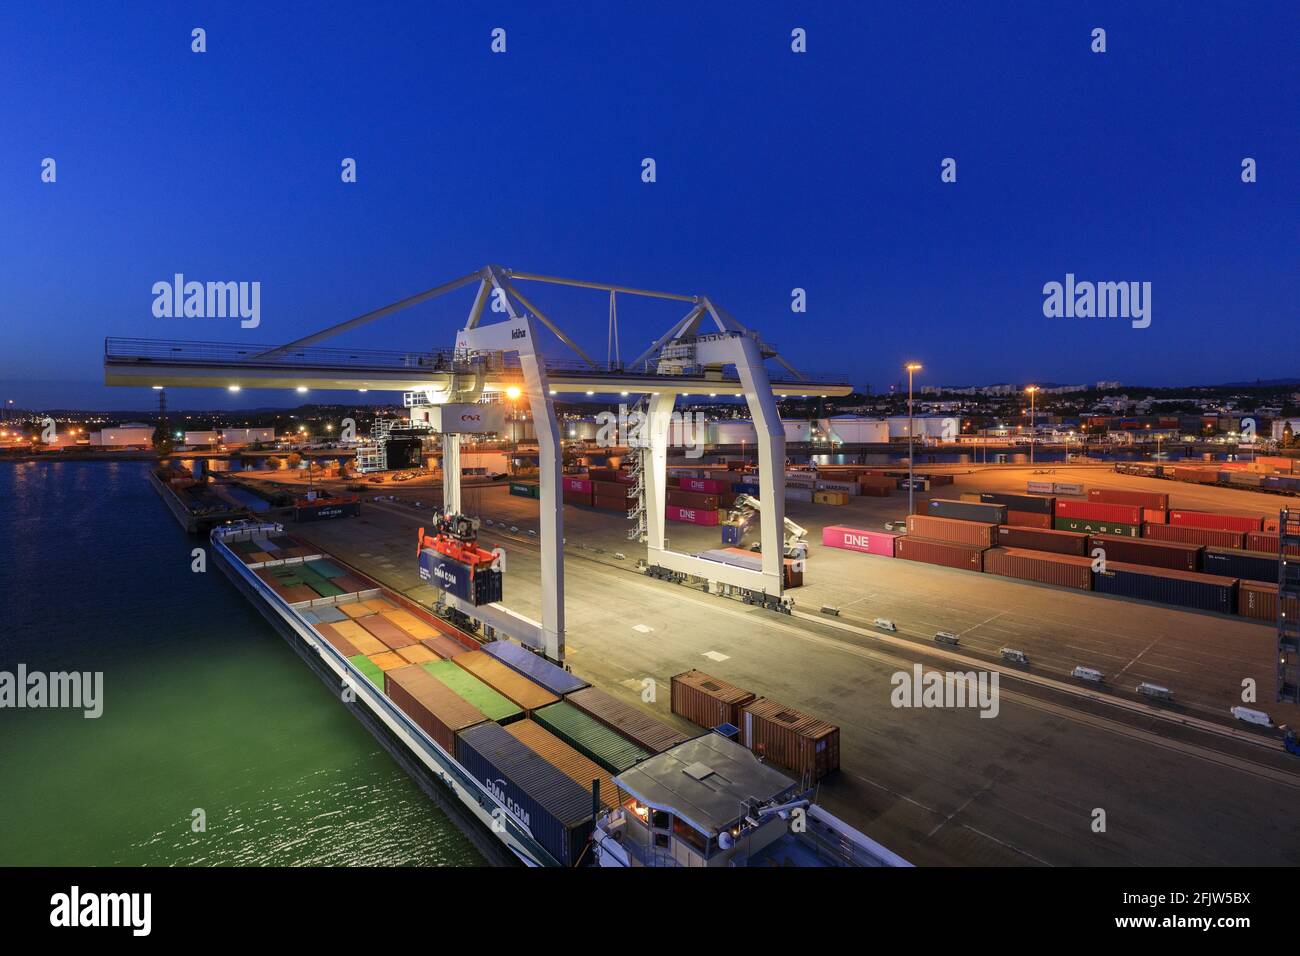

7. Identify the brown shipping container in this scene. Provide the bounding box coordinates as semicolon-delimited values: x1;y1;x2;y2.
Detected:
452;649;559;712
893;536;986;571
314;622;361;658
1006;510;1052;529
421;634;471;660
1087;534;1202;572
564;686;690;753
742;697;840;785
384;663;487;754
859;485;890;497
983;547;1093;590
505;719;624;810
1143;523;1245;549
995;525;1089;555
357;614;418;650
1246;532;1300;557
330;620;388;655
1237;581;1300;622
590;480;628;497
905;514;997;547
671;670;756;728
593;494;629;511
563;490;593;506
1088;488;1170;510
667;489;720;510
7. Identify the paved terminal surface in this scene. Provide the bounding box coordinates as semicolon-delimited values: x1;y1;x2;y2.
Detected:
275;464;1300;866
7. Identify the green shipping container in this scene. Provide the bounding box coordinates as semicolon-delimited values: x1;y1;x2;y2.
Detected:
308;579;346;598
533;701;652;773
1053;517;1140;538
509;482;541;499
348;654;384;690
420;660;522;723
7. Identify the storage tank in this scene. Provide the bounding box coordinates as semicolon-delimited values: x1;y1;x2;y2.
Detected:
782;419;812;443
709;420;758;445
820;417;889;444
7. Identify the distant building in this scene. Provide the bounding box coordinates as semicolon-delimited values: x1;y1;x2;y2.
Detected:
220;427;275;446
183;430;220;447
89;423;153;448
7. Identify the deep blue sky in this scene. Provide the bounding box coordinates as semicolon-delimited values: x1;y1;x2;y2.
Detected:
2;1;1296;411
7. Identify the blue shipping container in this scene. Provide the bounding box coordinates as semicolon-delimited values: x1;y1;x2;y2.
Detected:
481;640;589;696
928;498;1006;523
980;492;1053;515
1202;548;1278;584
455;722;595;867
1093;565;1236;614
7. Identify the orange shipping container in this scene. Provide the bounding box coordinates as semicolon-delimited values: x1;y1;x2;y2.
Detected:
905;514;997;547
671;670;756;728
741;697;840;785
894;537;986;571
368;651;409;671
330;619;388;656
314;622;361;658
1006;509;1051;529
505;719;624;810
1237;581;1300;622
452;650;559;712
357;613;418;650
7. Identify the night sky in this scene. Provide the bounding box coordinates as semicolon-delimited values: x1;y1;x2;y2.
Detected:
2;2;1296;410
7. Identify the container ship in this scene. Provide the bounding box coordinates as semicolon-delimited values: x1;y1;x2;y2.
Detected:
211;518;905;867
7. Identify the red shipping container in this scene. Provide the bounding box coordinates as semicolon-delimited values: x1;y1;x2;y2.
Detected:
859;485;891;497
1143;523;1245;549
906;514;997;547
563;490;592;507
821;525;897;557
680;476;730;494
1263;517;1281;533
1088;488;1170;510
593;494;628;511
983;547;1093;590
1245;532;1300;557
1169;510;1262;533
563;477;592;493
995;525;1089;555
591;480;628;497
1055;499;1143;525
667;489;719;509
666;505;719;526
1087;534;1201;572
1006;509;1051;529
894;537;985;571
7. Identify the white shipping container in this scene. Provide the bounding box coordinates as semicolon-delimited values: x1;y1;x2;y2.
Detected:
1052;482;1084;495
816;479;860;495
786;487;813;502
1026;481;1053;494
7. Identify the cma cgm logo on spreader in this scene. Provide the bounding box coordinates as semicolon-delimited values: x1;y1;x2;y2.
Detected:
486;777;530;828
50;886;151;936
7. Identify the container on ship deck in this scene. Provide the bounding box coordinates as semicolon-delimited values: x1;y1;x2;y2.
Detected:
671;669;756;728
1087;534;1202;572
481;640;589;696
1092;562;1236;614
421;658;523;723
983;547;1093;590
1143;523;1245;549
995;525;1089;555
315;622;362;658
926;499;1007;524
357;614;418;650
348;654;384;689
821;525;897;557
906;514;997;547
384;663;488;754
454;722;594;867
1169;510;1262;533
741;697;839;784
980;492;1054;515
421;634;471;659
331;620;388;655
1053;517;1140;538
564;685;690;754
452;649;560;713
893;536;986;571
1201;547;1279;583
505;719;623;811
1088;488;1169;510
1055;499;1143;525
532;701;653;774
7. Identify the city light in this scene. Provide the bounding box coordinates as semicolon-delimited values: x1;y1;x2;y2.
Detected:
227;385;241;392
505;385;522;400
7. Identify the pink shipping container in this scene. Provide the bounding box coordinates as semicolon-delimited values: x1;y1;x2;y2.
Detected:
1054;499;1143;525
680;477;730;494
1169;510;1262;533
666;505;719;526
822;525;897;557
563;477;592;493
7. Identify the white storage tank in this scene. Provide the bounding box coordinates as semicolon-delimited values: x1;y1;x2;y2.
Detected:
782;419;812;443
821;417;889;444
709;420;758;445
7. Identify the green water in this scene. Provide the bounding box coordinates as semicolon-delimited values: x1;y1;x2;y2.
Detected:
0;460;484;866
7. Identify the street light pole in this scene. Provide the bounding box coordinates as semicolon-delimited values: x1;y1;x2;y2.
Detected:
1026;386;1039;465
906;363;922;515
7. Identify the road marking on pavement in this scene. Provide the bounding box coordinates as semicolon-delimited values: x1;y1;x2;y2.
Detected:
632;624;654;634
702;650;730;662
